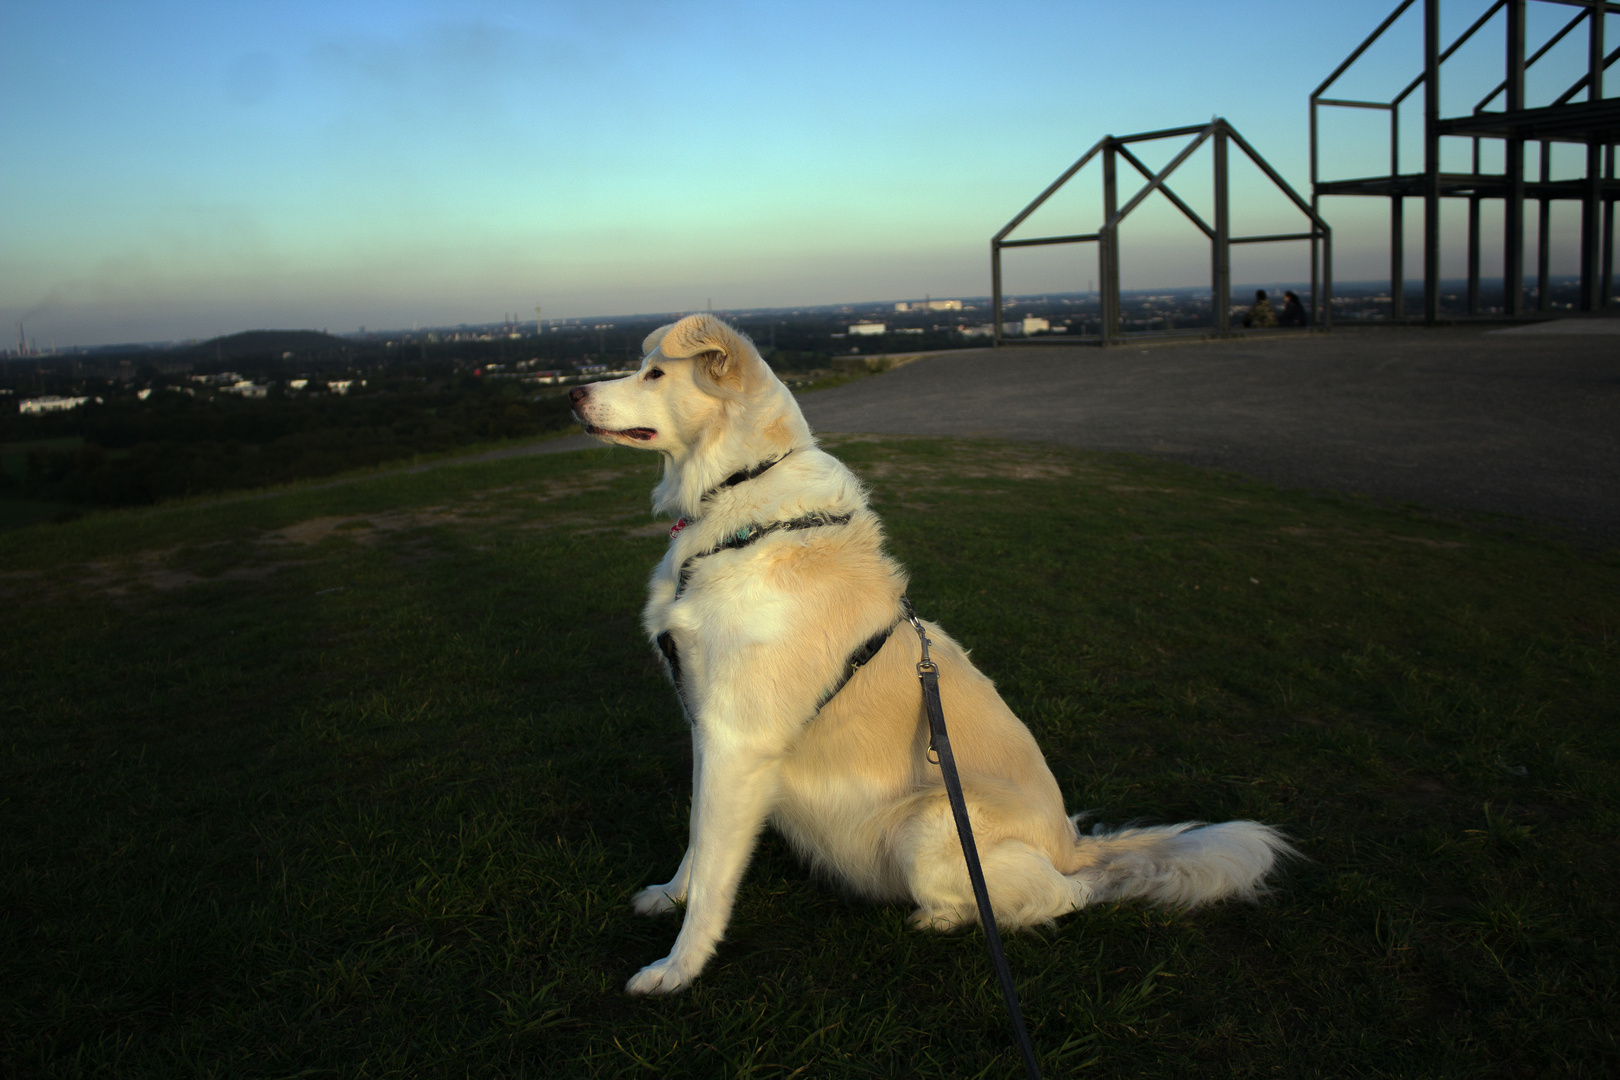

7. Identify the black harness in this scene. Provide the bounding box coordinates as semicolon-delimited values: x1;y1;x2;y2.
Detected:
653;449;891;718
675;512;852;595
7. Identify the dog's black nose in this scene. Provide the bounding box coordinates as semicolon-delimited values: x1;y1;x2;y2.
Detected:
568;385;588;405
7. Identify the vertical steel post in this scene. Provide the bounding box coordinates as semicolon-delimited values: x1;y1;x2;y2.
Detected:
1423;0;1441;324
1323;227;1334;330
1505;0;1527;316
1392;198;1406;320
1392;104;1404;321
1214;125;1231;333
1604;145;1616;309
991;241;1003;346
1310;98;1321;326
1102;140;1119;344
1538;142;1552;311
1468;139;1481;315
1580;6;1604;311
1467;198;1481;314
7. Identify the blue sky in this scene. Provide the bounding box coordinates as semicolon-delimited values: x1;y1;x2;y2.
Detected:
1;1;1608;346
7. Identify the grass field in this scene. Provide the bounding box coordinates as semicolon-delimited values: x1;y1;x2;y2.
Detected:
2;433;1616;1078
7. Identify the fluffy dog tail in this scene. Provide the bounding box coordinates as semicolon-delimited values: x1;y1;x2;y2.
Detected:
1067;818;1295;908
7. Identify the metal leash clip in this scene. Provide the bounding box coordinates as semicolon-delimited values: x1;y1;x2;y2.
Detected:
901;597;941;763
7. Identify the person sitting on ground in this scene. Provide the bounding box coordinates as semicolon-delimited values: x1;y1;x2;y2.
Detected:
1279;289;1307;327
1241;289;1278;328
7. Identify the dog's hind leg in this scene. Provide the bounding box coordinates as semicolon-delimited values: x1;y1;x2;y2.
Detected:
895;792;1084;932
632;735;703;916
625;740;782;995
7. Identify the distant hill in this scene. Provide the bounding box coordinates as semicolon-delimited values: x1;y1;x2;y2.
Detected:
184;330;354;370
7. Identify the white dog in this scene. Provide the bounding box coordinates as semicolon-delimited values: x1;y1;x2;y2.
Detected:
569;314;1292;996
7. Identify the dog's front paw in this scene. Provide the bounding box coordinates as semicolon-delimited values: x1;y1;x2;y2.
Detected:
632;884;683;916
626;955;695;996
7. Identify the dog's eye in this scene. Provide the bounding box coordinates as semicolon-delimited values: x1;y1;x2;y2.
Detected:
644;368;664;381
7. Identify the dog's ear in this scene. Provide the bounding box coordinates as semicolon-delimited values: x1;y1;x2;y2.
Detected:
642;324;675;356
655;314;753;387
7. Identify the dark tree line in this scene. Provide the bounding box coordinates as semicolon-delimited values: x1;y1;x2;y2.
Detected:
1;382;575;508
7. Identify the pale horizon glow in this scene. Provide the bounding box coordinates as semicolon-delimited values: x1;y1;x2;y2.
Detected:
2;0;1608;347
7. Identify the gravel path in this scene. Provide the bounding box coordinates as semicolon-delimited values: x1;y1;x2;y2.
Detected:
797;326;1620;542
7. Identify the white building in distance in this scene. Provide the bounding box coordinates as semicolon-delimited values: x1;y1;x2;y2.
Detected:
848;322;887;336
1002;317;1050;336
19;395;89;414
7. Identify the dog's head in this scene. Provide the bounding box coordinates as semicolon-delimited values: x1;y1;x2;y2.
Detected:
569;313;812;514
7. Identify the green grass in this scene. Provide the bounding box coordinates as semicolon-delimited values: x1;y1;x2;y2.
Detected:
2;435;1616;1078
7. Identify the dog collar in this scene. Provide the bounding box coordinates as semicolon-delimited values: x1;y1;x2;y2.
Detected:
669;451;794;539
700;450;792;506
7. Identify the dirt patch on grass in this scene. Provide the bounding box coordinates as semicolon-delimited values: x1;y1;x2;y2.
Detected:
260;469;636;547
264;510;477;546
1281;524;1466;550
1391;535;1465;549
529;468;629;500
855;446;1078;483
105;563;293;595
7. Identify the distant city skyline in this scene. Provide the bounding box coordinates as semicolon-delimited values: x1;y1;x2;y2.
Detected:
2;0;1607;348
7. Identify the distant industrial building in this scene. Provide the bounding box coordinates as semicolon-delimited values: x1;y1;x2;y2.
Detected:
1001;317;1051;336
848;322;887;336
20;395;89;414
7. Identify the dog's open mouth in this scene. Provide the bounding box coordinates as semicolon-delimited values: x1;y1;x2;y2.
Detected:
586;424;657;442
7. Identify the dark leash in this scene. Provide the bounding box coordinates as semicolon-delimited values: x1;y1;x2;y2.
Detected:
903;597;1043;1080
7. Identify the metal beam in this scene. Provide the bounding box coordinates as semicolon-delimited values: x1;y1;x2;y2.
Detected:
1230;232;1318;244
1214;128;1230;333
1474;8;1586;113
992;138;1108;244
1107;130;1214;225
1550;41;1620;107
1424;0;1441;324
1581;1;1606;310
1468;138;1481;315
998;233;1102;249
1117;145;1215;237
1540;0;1620;12
1603;145;1615;309
1505;0;1527;316
1228;128;1336;227
1393;0;1506;106
1314;0;1419;98
991;240;1003;347
1538;141;1552;311
1393;197;1406;319
1113;122;1215;145
1317;98;1396;110
1101;142;1120;344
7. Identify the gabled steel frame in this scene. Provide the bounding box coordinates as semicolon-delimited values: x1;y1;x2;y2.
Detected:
1311;0;1619;321
990;118;1332;346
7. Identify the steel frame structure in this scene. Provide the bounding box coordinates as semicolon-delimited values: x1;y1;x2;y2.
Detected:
990;119;1332;346
1311;0;1618;321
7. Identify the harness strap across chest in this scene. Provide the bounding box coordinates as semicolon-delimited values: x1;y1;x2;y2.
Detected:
655;610;899;721
675;512;852;595
655;507;876;717
656;447;880;715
